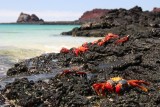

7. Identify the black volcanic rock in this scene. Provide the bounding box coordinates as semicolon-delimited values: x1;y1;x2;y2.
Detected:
17;12;44;23
62;6;160;37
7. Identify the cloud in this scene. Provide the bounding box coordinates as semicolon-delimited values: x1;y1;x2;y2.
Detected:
0;10;83;22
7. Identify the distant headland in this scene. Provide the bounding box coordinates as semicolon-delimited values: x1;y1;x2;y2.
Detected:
16;12;80;25
0;12;80;25
17;12;44;23
1;7;160;25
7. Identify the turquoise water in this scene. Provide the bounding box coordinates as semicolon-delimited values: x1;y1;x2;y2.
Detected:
0;24;80;51
0;24;101;76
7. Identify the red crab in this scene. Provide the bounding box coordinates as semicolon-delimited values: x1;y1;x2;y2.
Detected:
82;42;88;48
60;47;70;54
115;35;129;45
73;46;88;56
92;77;149;96
97;33;119;46
104;33;119;42
60;70;87;77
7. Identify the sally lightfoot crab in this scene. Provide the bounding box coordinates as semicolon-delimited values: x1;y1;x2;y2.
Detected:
92;77;149;96
73;46;88;56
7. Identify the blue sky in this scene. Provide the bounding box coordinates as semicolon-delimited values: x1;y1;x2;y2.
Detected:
0;0;160;22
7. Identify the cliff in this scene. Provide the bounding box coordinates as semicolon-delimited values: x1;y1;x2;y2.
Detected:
152;7;160;12
78;9;109;23
17;12;44;23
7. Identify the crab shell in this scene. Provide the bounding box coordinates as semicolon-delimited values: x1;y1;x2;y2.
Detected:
108;77;129;93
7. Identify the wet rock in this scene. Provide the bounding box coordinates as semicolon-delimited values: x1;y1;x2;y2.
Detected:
7;53;59;76
2;74;93;107
0;94;5;105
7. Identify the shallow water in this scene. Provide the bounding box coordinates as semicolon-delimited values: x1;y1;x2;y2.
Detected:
0;68;62;90
0;24;101;77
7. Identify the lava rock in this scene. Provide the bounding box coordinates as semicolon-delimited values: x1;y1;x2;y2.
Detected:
62;6;160;37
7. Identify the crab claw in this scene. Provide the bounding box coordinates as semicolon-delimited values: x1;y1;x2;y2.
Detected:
92;82;114;96
115;79;128;94
115;84;122;94
92;83;103;95
103;82;114;93
73;48;79;56
128;80;149;92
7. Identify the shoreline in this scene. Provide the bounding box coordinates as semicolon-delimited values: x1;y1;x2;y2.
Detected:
0;21;81;25
1;31;160;106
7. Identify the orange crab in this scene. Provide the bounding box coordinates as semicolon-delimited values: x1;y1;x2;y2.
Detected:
73;46;88;56
97;33;119;46
92;77;149;96
115;35;129;45
104;33;119;42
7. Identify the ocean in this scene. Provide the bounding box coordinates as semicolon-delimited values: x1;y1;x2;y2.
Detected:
0;24;101;77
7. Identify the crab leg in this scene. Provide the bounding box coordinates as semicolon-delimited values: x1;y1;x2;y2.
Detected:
76;71;87;77
115;35;129;45
128;80;149;92
92;83;102;95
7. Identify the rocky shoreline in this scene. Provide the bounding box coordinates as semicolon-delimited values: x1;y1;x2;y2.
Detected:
62;6;160;37
0;6;160;107
0;29;160;106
